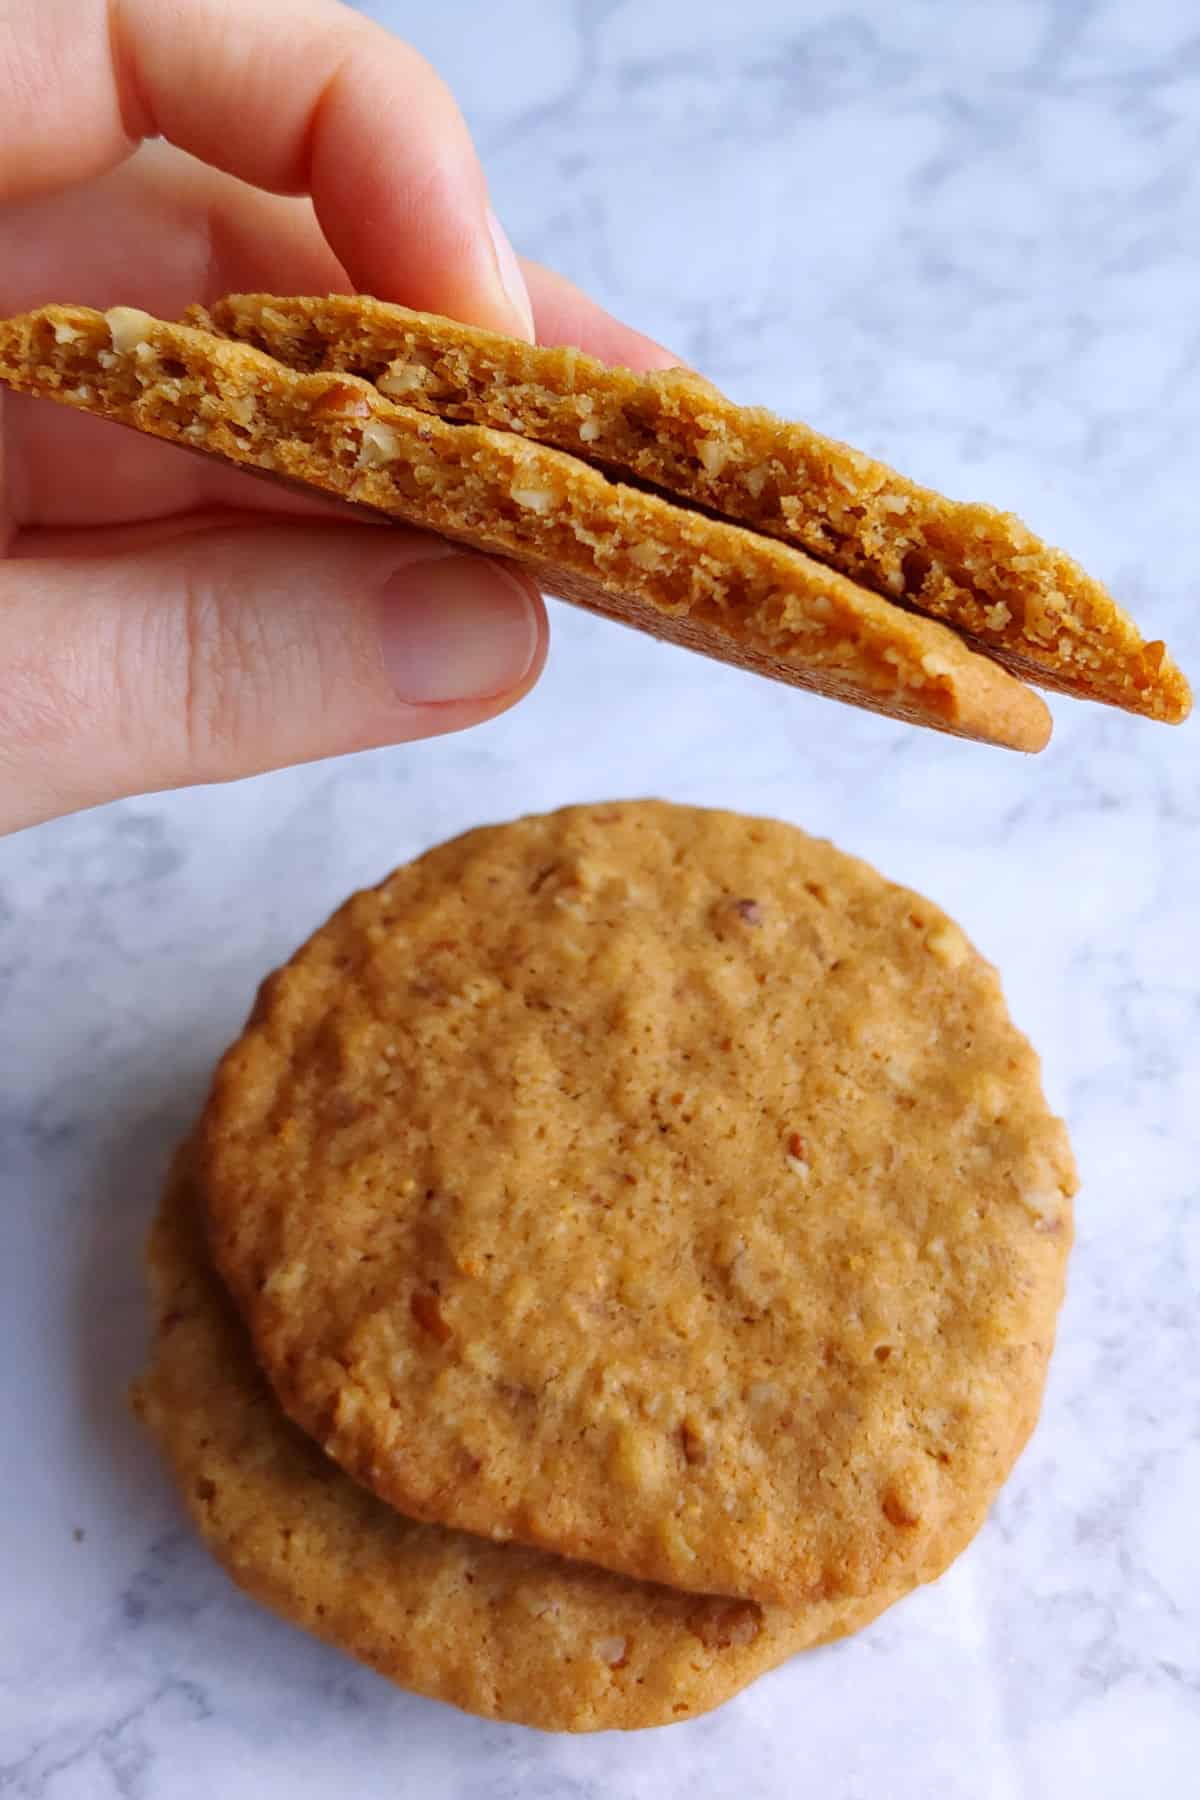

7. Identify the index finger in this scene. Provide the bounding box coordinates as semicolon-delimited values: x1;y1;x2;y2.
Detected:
1;0;534;337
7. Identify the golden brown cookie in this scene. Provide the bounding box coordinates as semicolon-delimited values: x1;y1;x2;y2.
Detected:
198;800;1077;1609
133;1150;901;1731
193;291;1189;723
0;302;1050;751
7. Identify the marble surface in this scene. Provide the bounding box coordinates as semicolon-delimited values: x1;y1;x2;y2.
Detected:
3;0;1199;1793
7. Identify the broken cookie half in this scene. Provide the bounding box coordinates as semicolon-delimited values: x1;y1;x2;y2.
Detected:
0;299;1186;746
196;293;1190;727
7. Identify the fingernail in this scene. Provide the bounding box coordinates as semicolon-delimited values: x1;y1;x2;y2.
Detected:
379;554;539;704
487;207;536;342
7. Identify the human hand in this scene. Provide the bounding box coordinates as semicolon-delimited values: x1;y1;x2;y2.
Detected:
0;0;675;835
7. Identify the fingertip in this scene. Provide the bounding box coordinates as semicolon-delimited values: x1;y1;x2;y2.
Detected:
377;552;542;705
486;210;537;344
519;258;685;370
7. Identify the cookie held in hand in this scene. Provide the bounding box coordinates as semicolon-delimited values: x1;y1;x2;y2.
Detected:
200;290;1190;723
0;299;1074;750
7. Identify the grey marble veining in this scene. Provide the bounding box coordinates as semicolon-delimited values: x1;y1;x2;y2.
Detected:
2;2;1198;1795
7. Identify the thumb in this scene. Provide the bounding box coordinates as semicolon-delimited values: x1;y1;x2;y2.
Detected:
0;520;545;834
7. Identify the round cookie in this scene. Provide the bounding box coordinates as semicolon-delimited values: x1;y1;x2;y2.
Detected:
199;801;1077;1608
134;1152;900;1732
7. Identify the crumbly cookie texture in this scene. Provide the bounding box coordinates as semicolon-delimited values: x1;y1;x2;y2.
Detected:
198;801;1077;1609
0;302;1050;751
133;1152;900;1732
193;291;1188;724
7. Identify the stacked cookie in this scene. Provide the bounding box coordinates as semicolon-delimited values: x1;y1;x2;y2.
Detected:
134;802;1077;1731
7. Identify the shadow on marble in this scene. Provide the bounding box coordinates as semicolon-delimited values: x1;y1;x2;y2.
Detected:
69;1054;214;1528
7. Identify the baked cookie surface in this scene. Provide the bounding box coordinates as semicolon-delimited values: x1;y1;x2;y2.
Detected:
198;801;1077;1607
134;1152;897;1732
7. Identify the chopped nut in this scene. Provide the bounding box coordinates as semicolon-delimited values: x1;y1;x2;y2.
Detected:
377;360;429;398
105;306;154;354
882;1487;921;1529
983;602;1012;630
972;1073;1007;1118
680;1417;707;1465
97;350;117;370
659;1514;698;1563
52;320;84;346
311;382;372;419
612;1422;661;1491
1022;1188;1066;1230
410;1289;452;1343
510;480;557;514
334;1385;362;1426
263;1260;308;1298
926;924;967;968
696;438;729;479
743;464;768;499
357;419;404;467
628;540;664;570
578;419;602;443
785;1131;810;1178
68;385;95;402
920;651;954;677
688;1601;763;1650
593;1635;629;1667
133;341;158;367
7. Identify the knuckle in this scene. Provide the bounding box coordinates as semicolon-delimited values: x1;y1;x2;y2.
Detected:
172;562;273;777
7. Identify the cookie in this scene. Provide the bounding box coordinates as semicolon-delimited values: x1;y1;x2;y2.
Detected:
0;302;1050;751
198;800;1077;1608
133;1150;901;1731
193;291;1188;723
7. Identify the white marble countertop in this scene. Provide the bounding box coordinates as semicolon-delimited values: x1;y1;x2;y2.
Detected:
3;1;1198;1794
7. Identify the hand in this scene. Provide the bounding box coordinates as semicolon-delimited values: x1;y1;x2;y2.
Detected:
0;0;675;835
